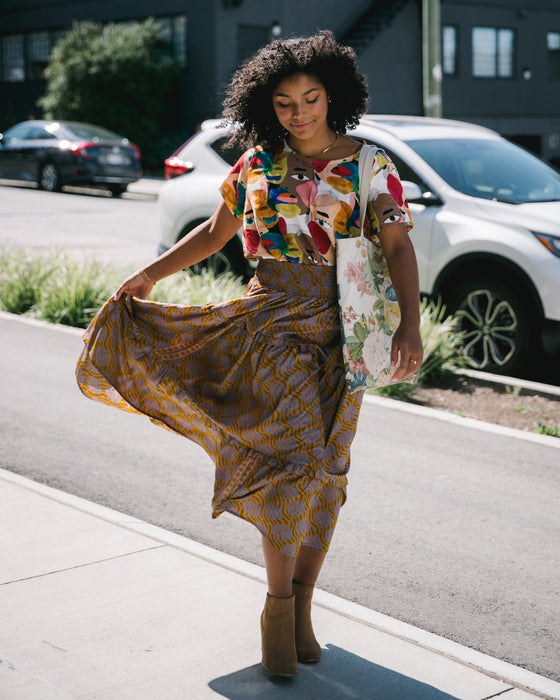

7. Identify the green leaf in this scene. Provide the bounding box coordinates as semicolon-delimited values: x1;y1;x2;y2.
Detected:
353;318;369;343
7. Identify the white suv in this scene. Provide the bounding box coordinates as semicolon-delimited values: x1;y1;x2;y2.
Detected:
158;116;560;376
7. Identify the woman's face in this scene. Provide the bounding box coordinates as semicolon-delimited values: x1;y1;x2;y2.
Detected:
272;73;330;144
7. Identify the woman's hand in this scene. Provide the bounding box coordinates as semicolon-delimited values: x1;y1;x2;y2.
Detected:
390;321;424;382
113;271;154;301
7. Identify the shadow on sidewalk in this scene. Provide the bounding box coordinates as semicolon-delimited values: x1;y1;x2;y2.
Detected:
208;644;460;699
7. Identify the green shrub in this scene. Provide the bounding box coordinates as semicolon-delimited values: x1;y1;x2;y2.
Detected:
416;299;474;383
35;256;119;328
0;248;54;314
536;422;560;438
371;299;472;400
38;19;180;169
0;249;247;327
149;268;246;306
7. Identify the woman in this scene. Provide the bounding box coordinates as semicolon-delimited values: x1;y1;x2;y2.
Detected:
76;30;423;677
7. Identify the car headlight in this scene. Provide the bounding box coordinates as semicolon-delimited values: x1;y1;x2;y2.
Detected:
532;232;560;258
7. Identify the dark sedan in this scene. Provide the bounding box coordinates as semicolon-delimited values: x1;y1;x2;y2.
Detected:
0;120;142;195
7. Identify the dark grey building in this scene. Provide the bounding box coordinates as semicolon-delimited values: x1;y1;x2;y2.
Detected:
1;0;559;163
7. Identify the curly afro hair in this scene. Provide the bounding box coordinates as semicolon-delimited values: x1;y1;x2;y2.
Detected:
221;30;368;149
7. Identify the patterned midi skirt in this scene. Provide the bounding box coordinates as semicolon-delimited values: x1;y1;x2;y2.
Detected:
76;260;363;556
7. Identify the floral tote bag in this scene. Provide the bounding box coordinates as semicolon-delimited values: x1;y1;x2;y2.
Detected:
336;145;401;393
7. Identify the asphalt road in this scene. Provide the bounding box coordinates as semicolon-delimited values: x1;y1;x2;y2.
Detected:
1;313;559;683
0;179;158;267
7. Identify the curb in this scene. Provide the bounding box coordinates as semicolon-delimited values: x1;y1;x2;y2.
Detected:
458;367;560;399
2;467;559;699
363;393;560;449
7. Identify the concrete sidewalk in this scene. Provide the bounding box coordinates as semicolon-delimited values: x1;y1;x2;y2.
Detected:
1;468;559;700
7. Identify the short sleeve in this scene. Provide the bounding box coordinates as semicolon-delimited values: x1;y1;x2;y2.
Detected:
220;153;247;220
367;148;413;236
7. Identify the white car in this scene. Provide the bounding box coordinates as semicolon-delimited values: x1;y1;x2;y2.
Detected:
158;116;560;375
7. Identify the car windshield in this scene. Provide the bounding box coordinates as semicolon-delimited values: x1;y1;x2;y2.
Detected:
406;137;560;203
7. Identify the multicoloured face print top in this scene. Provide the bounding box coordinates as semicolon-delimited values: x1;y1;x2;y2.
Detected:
220;141;413;265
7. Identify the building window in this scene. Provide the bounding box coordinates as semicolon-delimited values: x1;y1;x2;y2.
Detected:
29;31;51;79
174;15;187;67
548;32;560;79
472;27;514;78
153;15;187;67
1;30;62;83
2;34;25;82
442;25;457;75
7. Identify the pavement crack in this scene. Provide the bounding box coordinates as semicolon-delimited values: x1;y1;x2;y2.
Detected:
1;544;166;586
42;640;68;653
480;688;515;699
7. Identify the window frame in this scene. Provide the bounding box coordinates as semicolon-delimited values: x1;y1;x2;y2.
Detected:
472;26;515;79
1;33;25;83
547;31;560;80
442;25;458;77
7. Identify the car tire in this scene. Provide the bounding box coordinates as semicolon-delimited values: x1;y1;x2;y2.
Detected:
109;184;128;197
178;221;249;278
39;162;62;192
446;275;535;375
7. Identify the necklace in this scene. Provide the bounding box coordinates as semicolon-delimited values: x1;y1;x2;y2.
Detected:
288;132;338;158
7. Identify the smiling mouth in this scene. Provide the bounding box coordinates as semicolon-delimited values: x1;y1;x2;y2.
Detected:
292;122;312;130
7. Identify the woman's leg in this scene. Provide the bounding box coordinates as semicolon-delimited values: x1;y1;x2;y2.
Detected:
261;535;296;596
293;545;327;585
292;545;326;663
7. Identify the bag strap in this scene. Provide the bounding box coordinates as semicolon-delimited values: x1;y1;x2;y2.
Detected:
358;145;377;238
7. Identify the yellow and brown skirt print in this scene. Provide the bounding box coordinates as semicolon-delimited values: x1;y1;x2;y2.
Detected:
76;260;363;556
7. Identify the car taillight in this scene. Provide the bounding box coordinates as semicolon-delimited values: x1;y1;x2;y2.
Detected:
164;157;194;179
130;143;141;161
68;141;97;160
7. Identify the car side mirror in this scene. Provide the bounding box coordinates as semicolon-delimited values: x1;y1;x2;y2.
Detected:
403;180;442;207
402;181;423;201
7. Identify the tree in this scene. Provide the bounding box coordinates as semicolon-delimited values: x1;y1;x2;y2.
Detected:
38;19;180;170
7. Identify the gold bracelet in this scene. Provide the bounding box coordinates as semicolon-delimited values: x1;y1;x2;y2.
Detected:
139;269;157;286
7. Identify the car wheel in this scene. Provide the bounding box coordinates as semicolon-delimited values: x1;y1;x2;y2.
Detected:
39;162;62;192
179;221;249;278
446;276;535;375
109;184;127;197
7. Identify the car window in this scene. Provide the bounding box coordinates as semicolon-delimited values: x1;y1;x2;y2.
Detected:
3;124;32;142
360;136;429;191
210;136;246;166
407;137;560;203
65;123;123;141
28;127;57;140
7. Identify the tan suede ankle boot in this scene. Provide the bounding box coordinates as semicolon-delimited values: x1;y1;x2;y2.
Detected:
260;593;297;676
293;581;321;663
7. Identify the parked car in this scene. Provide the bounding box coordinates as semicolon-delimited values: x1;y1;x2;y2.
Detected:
0;120;142;195
157;116;560;375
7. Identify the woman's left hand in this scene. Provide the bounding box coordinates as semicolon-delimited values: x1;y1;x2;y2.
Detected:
390;322;423;382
